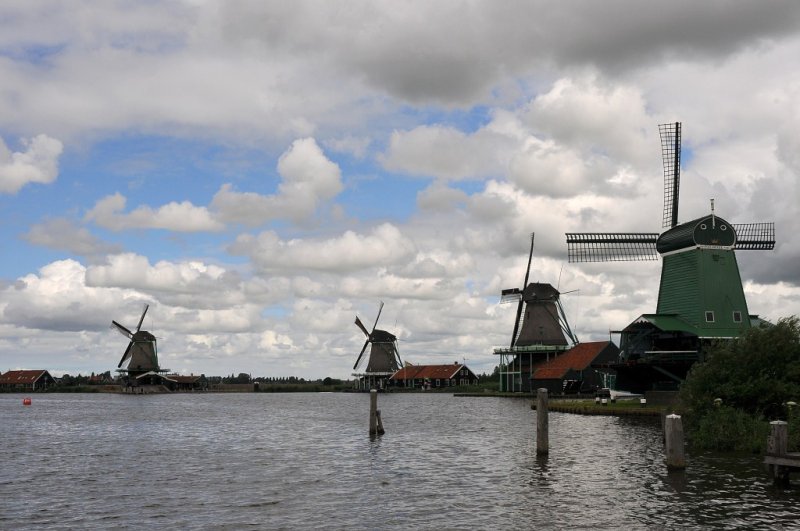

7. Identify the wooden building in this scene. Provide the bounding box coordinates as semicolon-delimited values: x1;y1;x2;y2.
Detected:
0;370;56;391
120;372;208;392
389;363;478;389
167;374;208;391
531;341;619;395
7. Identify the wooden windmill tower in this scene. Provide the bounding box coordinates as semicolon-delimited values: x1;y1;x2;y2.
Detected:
494;233;578;392
352;301;403;391
565;122;775;392
112;304;168;386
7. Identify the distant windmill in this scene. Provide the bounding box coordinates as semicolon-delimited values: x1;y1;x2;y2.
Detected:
565;122;775;392
494;233;578;392
112;304;167;383
352;301;403;390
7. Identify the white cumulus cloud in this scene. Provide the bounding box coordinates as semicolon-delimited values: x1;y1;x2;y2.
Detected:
85;193;224;232
0;134;63;194
212;137;343;225
230;223;416;274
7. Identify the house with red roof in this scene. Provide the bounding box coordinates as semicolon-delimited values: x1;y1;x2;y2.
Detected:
389;363;478;389
531;341;619;394
0;370;56;391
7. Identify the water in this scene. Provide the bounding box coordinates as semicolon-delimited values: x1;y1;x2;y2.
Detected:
1;393;798;530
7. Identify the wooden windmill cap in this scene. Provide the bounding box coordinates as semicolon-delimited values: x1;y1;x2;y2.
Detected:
657;214;736;254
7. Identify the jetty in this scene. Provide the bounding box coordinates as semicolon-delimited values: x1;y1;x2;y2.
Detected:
764;421;800;486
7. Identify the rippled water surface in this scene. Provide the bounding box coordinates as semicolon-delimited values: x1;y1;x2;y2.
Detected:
1;392;798;529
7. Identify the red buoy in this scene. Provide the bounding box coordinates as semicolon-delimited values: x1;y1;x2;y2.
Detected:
22;397;32;406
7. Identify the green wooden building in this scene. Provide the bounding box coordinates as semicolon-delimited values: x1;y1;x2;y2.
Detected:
567;123;775;393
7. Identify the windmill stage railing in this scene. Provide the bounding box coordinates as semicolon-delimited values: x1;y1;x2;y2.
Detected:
493;344;570;355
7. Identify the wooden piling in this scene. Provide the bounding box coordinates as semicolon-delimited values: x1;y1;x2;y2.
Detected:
765;420;789;486
767;420;788;456
369;389;378;435
375;409;385;435
664;414;686;469
536;388;549;455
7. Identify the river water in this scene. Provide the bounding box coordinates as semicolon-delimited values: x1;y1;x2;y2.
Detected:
1;392;798;530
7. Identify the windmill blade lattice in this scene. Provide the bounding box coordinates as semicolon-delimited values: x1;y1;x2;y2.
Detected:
136;304;149;332
112;320;133;339
371;301;384;333
660;122;682;229
566;233;659;263
733;223;775;250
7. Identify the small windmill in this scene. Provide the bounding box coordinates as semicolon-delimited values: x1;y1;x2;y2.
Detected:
352;301;403;390
494;233;578;392
112;304;167;383
565;122;775;392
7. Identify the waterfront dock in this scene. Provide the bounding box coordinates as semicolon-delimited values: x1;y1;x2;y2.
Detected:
764;421;800;486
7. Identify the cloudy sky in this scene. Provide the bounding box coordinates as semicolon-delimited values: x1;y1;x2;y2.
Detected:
2;1;800;379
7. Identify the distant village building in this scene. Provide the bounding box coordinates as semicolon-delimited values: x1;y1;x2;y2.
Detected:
0;370;56;391
530;341;619;394
168;374;209;391
390;363;478;389
121;372;209;392
87;373;115;385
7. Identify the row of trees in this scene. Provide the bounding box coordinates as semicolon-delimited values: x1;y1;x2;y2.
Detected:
59;371;113;385
52;372;346;386
217;373;344;385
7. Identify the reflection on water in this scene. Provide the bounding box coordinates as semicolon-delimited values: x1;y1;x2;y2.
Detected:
1;393;798;529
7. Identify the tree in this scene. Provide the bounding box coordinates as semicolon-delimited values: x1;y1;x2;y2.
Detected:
679;316;800;419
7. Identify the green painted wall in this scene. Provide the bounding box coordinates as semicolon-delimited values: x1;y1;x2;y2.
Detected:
657;248;751;337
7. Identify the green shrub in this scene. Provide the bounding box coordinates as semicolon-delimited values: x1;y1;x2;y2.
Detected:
678;316;800;452
689;405;769;452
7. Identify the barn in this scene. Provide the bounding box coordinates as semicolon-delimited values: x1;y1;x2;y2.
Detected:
531;341;619;395
389;363;478;389
0;370;56;391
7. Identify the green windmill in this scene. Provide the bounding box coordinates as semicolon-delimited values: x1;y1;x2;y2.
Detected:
565;122;775;393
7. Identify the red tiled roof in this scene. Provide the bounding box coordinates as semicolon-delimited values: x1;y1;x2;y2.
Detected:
0;370;50;384
533;341;611;380
533;367;573;379
390;364;469;380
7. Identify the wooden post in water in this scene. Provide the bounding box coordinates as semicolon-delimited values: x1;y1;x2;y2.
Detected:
766;420;788;486
536;388;549;455
368;389;385;435
664;414;686;469
375;409;385;435
369;389;378;435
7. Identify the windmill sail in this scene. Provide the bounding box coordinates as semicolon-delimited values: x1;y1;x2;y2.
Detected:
660;122;681;229
733;223;775;250
566;233;659;262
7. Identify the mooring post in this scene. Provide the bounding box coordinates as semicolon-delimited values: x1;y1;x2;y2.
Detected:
767;420;788;456
369;389;378;435
766;420;788;485
665;414;686;469
375;409;385;435
536;388;549;455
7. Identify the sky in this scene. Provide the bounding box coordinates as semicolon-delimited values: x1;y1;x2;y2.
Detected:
1;1;800;380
